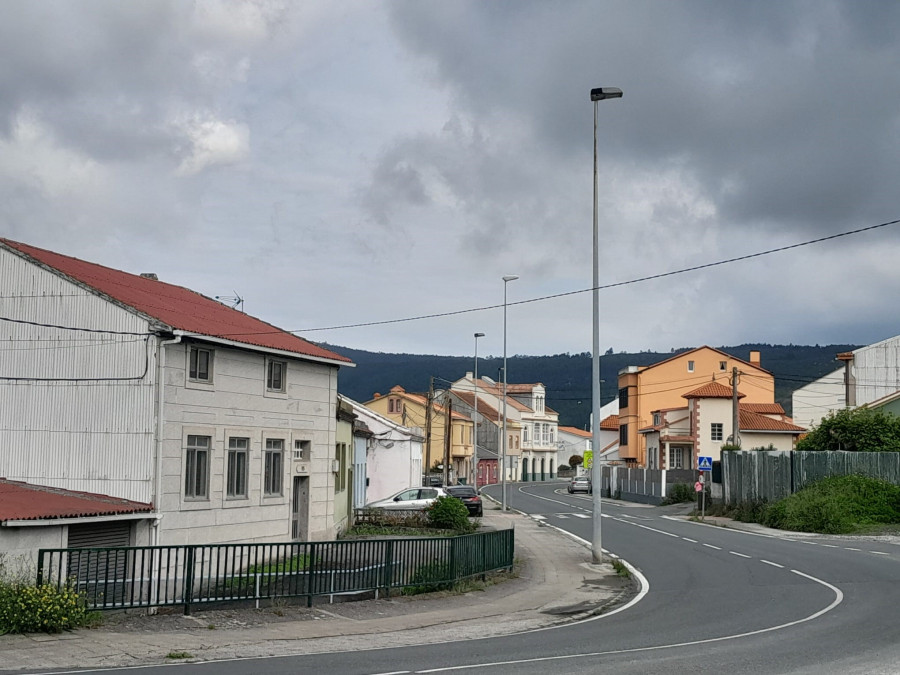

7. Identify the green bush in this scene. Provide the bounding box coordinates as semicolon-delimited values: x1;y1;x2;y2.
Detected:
663;482;696;504
426;496;472;531
401;561;454;595
0;582;94;634
761;475;900;534
796;407;900;452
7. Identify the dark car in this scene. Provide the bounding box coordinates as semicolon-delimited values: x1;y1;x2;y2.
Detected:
567;476;592;494
445;485;483;517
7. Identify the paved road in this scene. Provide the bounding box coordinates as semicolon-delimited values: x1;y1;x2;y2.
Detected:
33;482;900;674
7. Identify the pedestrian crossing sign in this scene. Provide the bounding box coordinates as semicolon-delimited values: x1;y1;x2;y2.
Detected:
698;456;713;471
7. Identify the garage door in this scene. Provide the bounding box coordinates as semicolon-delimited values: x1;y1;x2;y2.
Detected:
67;521;133;606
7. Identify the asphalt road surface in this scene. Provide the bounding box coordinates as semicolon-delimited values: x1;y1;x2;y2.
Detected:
43;481;900;674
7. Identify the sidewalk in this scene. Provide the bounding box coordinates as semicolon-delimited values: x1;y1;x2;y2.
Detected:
0;507;634;672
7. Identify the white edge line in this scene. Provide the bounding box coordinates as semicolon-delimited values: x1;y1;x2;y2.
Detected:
760;559;784;568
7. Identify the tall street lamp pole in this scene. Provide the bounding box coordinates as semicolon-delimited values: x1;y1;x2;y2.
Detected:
590;86;622;564
473;332;484;489
501;274;519;511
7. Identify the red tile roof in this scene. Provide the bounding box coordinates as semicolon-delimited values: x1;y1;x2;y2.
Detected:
1;239;351;364
739;409;805;433
452;390;501;423
559;426;592;438
742;403;786;415
683;381;745;399
0;479;153;522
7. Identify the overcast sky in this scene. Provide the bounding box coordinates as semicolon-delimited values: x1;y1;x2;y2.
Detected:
2;1;899;358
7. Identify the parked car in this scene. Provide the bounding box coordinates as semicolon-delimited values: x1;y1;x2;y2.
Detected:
567;476;592;494
366;487;447;510
445;485;483;517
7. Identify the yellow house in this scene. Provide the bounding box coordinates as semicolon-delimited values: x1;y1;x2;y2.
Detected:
617;347;774;466
365;385;474;484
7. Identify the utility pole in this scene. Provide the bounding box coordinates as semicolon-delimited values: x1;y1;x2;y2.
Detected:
424;377;434;486
731;367;741;448
443;396;452;486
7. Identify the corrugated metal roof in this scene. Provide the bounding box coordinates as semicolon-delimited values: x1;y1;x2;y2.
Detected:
0;479;153;522
0;239;351;364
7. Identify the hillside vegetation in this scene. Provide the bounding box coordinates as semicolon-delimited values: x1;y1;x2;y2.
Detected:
328;343;857;429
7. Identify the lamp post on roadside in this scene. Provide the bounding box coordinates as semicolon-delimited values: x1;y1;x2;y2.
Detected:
473;332;485;489
590;86;622;564
501;274;518;511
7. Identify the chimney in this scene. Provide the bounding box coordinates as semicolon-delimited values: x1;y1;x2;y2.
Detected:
372;393;381;399
140;273;158;280
749;350;761;367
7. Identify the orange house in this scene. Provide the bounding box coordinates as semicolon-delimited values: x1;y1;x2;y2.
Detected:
616;347;774;466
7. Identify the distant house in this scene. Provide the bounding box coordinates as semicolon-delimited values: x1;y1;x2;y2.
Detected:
339;395;424;504
641;381;804;470
793;335;900;430
618;347;775;466
0;238;352;558
365;385;473;485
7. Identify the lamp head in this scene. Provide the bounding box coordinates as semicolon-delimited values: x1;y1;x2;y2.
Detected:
502;275;519;282
590;87;623;101
474;332;485;338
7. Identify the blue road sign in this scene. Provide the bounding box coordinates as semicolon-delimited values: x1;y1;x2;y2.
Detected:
698;456;713;471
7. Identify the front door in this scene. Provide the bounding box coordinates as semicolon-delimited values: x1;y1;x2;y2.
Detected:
292;476;309;540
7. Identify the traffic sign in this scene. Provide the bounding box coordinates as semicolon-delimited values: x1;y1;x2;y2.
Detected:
698;456;713;471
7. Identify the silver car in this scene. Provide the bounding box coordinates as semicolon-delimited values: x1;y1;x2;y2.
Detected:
567;477;592;494
366;487;448;510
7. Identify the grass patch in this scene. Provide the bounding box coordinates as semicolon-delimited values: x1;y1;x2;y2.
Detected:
166;651;194;660
610;559;631;579
760;474;900;534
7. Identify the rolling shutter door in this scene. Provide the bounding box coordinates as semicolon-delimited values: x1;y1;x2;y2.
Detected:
67;522;133;605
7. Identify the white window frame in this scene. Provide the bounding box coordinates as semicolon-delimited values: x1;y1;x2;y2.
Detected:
188;346;214;383
293;439;310;461
687;360;695;372
711;422;724;442
185;435;211;500
226;437;249;499
266;359;287;393
264;438;285;496
669;447;684;469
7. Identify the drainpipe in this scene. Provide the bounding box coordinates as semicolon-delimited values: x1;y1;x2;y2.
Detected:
153;333;182;547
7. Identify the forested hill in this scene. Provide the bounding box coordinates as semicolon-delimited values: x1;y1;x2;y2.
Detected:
326;343;858;430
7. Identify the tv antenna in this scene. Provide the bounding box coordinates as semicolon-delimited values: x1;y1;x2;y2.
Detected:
215;292;244;312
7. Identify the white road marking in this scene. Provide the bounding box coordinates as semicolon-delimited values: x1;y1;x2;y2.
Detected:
845;547;861;551
821;544;838;548
760;559;784;568
870;551;890;556
703;544;722;550
531;514;546;521
572;513;590;519
729;551;751;558
555;514;569;519
682;537;698;543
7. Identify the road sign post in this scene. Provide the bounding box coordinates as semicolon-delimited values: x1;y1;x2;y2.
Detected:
697;457;712;520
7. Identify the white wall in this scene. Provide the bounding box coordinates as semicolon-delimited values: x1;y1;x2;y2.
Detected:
158;341;338;545
792;368;843;430
694;398;733;461
0;248;156;503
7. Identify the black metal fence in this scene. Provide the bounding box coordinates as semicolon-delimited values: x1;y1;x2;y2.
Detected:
36;529;514;614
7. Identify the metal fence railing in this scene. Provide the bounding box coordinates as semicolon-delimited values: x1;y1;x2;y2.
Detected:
36;528;514;614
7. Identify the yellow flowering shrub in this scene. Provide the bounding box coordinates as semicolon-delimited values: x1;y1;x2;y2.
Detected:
0;581;92;634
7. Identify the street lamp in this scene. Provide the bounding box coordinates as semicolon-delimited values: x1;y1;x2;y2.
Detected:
473;332;485;489
501;274;518;511
591;86;622;564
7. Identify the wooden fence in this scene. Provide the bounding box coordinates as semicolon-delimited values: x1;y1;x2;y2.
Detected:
722;450;900;504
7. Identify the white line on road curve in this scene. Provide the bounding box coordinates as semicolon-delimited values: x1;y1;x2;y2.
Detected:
760;560;785;568
703;543;722;550
729;551;752;558
682;537;698;543
414;570;844;674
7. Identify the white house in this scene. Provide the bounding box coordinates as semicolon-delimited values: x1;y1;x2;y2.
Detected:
0;238;353;556
793;335;900;430
338;396;424;505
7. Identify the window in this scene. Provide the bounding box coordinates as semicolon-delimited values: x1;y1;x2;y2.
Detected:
388;398;403;414
653;412;661;426
619;423;628;446
549;426;555;444
669;447;684;469
185;435;210;499
189;347;213;382
267;360;286;392
719;361;727;371
264;439;284;495
523;425;530;443
336;443;347;492
687;360;695;372
711;423;723;442
226;437;249;498
618;387;629;409
293;439;310;461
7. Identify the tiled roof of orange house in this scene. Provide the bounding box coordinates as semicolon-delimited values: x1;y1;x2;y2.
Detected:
630;345;772;375
742;403;786;415
739;409;805;433
0;479;153;522
599;414;620;430
452;390;501;423
383;386;471;421
559;426;592;438
0;239;351;365
683;381;745;399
